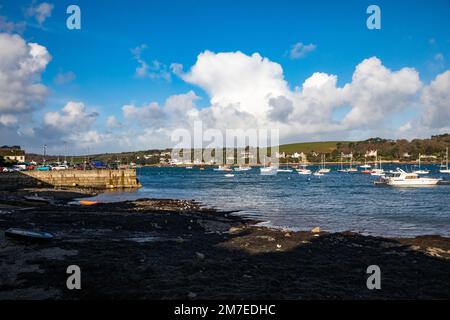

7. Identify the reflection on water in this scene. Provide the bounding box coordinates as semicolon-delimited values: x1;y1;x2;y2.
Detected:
85;165;450;237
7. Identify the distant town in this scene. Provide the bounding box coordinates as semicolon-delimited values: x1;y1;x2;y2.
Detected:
1;134;449;172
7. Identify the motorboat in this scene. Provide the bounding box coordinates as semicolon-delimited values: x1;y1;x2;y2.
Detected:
379;169;441;186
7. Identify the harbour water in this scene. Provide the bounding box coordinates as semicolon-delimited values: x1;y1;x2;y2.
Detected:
87;165;450;237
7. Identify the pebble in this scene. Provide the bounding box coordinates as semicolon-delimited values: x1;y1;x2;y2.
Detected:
311;227;321;234
195;252;205;260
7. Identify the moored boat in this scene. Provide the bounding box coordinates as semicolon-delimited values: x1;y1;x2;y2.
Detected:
378;169;441;186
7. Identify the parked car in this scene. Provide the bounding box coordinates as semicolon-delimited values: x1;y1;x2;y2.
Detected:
51;164;69;170
91;160;107;169
37;166;51;171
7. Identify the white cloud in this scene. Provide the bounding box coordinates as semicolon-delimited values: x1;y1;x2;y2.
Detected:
287;42;316;59
420;70;450;129
106;115;123;129
0;33;51;114
341;57;422;128
43;101;98;133
25;2;54;25
181;51;289;121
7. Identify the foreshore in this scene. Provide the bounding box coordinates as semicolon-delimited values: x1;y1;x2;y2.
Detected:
0;188;449;299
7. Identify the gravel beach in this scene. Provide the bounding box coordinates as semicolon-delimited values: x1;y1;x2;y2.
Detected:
0;188;449;300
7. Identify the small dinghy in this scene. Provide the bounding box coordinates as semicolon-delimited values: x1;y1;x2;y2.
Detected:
5;228;54;241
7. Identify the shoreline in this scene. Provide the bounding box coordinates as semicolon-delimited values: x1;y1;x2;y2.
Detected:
0;188;449;299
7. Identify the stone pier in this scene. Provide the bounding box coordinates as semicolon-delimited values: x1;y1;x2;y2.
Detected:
0;169;141;190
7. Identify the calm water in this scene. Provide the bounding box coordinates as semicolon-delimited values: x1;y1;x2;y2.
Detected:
88;165;450;237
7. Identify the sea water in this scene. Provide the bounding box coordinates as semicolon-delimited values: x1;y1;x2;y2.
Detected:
87;165;450;237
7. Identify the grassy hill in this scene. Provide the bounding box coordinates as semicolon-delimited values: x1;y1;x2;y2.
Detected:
278;141;350;154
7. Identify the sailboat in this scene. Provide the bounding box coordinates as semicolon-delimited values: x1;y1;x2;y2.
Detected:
338;153;357;173
370;156;385;176
277;163;293;173
260;157;277;175
297;164;312;175
359;157;372;169
412;154;430;175
317;155;330;174
214;165;233;172
440;147;450;174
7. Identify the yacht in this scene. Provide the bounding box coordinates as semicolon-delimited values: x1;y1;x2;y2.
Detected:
297;164;312;175
412;154;430;175
440;147;450;174
318;155;331;173
277;164;293;173
234;165;251;172
260;166;278;175
214;165;233;172
370;156;385;176
379;169;441;186
360;157;372;169
338;154;358;173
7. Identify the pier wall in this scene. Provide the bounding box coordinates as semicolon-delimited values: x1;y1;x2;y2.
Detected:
0;169;141;190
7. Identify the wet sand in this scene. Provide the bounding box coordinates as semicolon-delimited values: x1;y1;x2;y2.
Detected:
0;188;449;300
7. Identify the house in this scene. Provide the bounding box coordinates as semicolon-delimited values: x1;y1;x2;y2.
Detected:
0;146;25;163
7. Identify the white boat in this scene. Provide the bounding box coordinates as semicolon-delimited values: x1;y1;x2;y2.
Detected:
277;168;293;173
380;169;441;186
297;164;312;175
412;154;429;175
234;166;251;172
313;171;324;176
318;155;331;173
260;166;278;175
360;157;372;169
338;154;357;173
214;165;233;172
370;156;385;176
186;166;193;169
224;173;235;178
440;147;450;174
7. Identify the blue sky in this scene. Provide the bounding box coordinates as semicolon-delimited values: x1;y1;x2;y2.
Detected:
0;0;449;153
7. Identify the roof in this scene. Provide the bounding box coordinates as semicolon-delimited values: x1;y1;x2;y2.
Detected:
0;149;25;157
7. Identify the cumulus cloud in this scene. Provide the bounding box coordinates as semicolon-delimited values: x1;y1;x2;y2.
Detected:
420;70;450;129
181;51;289;121
43;101;98;133
25;2;54;25
341;57;422;128
106;115;123;129
0;32;51;115
287;42;316;59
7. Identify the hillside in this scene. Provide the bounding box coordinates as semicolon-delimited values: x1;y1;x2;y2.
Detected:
278;141;350;154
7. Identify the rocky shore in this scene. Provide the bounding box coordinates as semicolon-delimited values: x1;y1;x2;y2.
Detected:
0;188;449;299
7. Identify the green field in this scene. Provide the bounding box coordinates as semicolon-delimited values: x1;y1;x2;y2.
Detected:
278;141;351;154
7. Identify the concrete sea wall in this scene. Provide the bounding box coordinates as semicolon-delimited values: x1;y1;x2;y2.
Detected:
0;169;141;190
